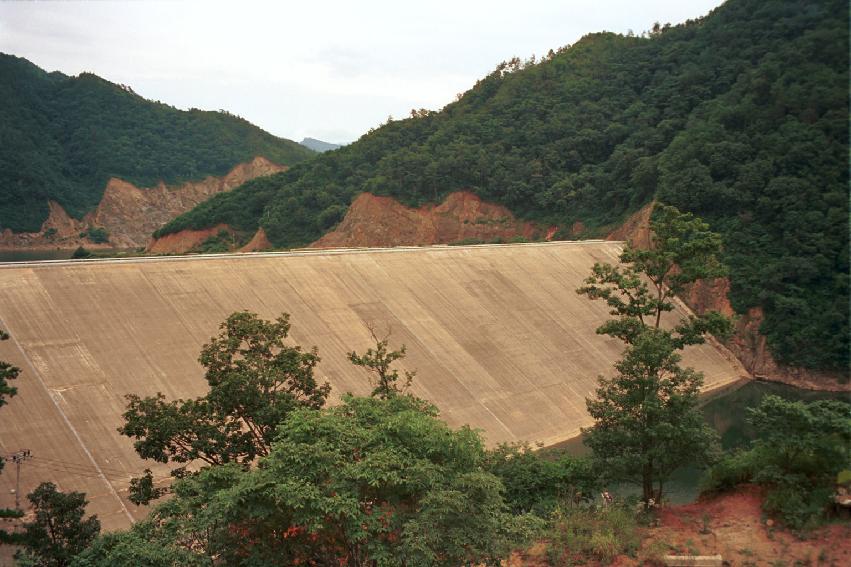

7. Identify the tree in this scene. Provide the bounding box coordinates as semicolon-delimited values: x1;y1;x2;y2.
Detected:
577;203;729;346
118;311;330;503
72;527;202;567
348;326;415;399
584;329;720;504
17;482;100;567
577;204;730;504
108;395;541;567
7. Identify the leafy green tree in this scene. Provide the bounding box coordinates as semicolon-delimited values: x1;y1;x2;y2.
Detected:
70;247;91;260
577;204;729;504
584;329;720;504
348;327;415;399
577;203;730;345
108;395;541;566
118;311;330;503
401;471;542;566
17;482;100;567
72;526;202;567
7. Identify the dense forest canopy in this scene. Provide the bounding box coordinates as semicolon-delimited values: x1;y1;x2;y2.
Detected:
0;53;314;232
160;0;848;373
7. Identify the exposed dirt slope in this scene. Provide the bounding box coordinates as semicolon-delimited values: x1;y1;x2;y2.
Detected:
512;486;850;566
311;191;549;248
605;201;654;249
89;156;283;247
240;227;274;252
0;156;282;250
685;282;849;391
146;224;234;254
637;486;850;566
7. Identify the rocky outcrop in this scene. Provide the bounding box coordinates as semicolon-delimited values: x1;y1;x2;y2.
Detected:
311;191;549;248
0;157;283;251
146;224;234;255
684;279;849;391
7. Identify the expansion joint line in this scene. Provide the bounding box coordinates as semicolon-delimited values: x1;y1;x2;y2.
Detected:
0;315;135;525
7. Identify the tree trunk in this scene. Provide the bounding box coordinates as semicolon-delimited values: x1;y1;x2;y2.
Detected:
642;465;654;504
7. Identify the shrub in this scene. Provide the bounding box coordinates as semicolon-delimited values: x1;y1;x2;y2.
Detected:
195;229;235;253
81;227;109;244
71;246;92;259
700;449;757;494
701;396;851;530
483;443;598;515
548;503;641;564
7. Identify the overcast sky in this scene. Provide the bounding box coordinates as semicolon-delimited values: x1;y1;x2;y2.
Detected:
1;0;724;144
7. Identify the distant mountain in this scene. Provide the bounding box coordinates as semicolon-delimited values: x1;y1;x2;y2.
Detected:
0;54;315;232
156;0;848;373
300;137;342;153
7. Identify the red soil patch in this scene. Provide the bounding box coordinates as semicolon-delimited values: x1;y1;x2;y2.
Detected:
310;191;545;248
146;224;234;254
606;202;654;249
511;486;850;566
240;227;273;252
639;486;851;565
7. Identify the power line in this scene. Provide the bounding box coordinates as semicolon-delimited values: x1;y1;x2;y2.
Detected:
27;460;128;482
29;456;134;478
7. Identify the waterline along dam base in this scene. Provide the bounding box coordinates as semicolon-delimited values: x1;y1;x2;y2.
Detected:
0;242;747;529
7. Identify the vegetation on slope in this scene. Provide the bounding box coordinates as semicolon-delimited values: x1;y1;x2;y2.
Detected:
160;0;847;372
0;53;314;232
702;395;851;530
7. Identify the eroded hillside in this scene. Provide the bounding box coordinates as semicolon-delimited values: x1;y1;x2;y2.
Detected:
0;157;283;250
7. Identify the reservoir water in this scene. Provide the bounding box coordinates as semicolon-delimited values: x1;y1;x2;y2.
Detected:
557;379;849;504
0;249;136;263
0;249;74;262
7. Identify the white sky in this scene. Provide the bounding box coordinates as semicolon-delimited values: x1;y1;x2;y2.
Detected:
0;0;724;144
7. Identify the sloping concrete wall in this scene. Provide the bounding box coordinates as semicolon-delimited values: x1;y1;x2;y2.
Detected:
0;242;747;529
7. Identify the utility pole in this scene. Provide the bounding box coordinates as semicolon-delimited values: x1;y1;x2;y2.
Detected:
5;449;31;510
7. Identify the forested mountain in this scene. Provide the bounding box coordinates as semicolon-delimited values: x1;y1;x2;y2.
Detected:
158;0;848;372
0;54;314;232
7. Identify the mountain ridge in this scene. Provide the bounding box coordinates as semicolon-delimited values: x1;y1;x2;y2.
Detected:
157;0;848;373
0;53;314;232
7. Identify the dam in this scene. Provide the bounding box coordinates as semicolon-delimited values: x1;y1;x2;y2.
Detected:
0;242;747;529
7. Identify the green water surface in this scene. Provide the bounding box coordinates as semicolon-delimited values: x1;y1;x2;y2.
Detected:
558;380;849;504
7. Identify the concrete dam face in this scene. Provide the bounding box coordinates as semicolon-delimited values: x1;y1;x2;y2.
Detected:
0;242;746;528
